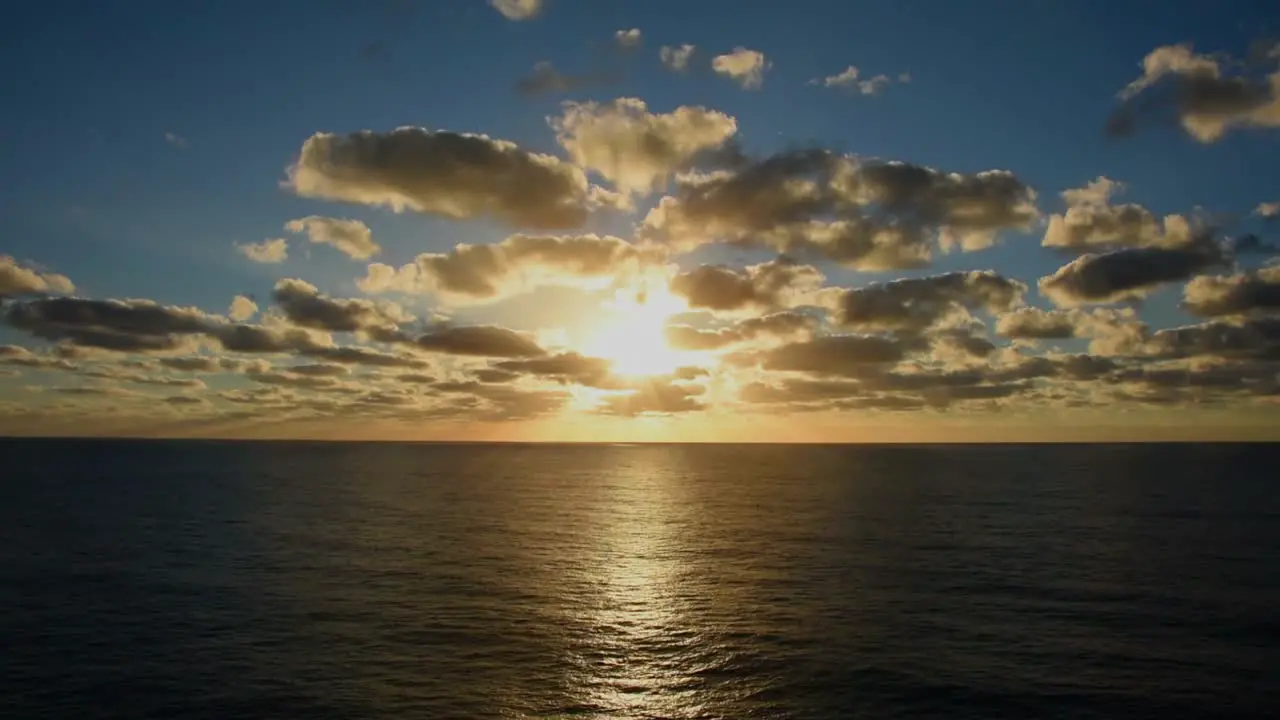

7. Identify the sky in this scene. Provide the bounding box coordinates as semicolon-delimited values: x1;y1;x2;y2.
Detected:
2;0;1280;442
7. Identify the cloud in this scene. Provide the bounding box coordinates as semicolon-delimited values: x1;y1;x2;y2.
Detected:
0;344;76;371
1182;265;1280;317
1043;177;1195;252
358;233;664;302
247;370;350;392
712;47;771;89
1039;244;1225;306
833;271;1025;333
669;256;825;314
737;334;911;376
493;351;613;385
665;311;816;350
812;66;859;88
809;66;904;95
235;238;288;264
158;356;241;373
4;297;218;353
1109;43;1280;142
272;279;409;333
0;256;74;297
1257;201;1280;218
286;127;597;230
660;44;695;72
995;307;1146;354
228;295;258;322
1147;317;1280;360
597;379;705;415
164;132;187;148
514;61;619;98
285;216;381;260
489;0;541;20
550;98;737;195
642;150;1037;265
615;28;641;50
411;325;546;357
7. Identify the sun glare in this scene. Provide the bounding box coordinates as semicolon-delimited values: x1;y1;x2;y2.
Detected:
579;285;693;377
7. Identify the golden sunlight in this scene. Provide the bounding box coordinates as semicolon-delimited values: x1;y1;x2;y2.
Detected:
579;284;692;377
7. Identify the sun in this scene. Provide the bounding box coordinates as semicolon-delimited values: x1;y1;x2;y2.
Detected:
579;283;694;377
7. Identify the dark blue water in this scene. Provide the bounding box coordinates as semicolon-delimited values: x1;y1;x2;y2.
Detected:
2;440;1278;719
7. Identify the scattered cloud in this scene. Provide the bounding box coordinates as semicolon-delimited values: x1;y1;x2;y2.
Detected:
669;256;825;314
285;216;380;260
642;150;1037;264
665;311;816;350
358;233;665;302
228;295;258;322
660;44;696;72
286;128;597;229
489;0;541;21
1039;244;1225;306
235;238;288;264
164;132;187;148
1044;177;1195;252
615;28;641;51
272;279;409;334
597;378;705;415
833;271;1024;334
1182;265;1280;317
551;97;737;195
411;325;546;357
808;65;906;95
1109;43;1280;142
1257;201;1280;218
712;47;771;89
0;256;74;297
514;61;619;98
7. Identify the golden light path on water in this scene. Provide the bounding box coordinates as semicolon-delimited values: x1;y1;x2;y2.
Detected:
539;449;767;719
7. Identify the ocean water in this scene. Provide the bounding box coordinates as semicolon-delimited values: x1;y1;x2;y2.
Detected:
1;440;1278;719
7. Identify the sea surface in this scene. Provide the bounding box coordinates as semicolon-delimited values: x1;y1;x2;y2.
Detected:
1;440;1278;719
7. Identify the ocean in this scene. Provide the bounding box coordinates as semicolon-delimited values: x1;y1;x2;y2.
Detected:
1;440;1277;719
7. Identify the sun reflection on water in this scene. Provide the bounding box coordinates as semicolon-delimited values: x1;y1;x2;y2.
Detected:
564;450;710;718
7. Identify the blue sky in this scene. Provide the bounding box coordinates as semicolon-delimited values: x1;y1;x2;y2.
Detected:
2;0;1279;440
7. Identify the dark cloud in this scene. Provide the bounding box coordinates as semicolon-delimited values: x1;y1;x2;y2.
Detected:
664;311;816;350
735;334;911;376
1039;244;1225;306
4;297;216;353
1148;317;1280;360
272;279;408;333
835;271;1025;333
669;256;824;314
642;150;1037;266
471;368;520;384
158;356;242;373
286;363;351;377
247;371;349;392
1109;43;1280;143
287;127;597;230
1182;266;1280;317
411;325;547;358
494;352;613;385
303;345;430;368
